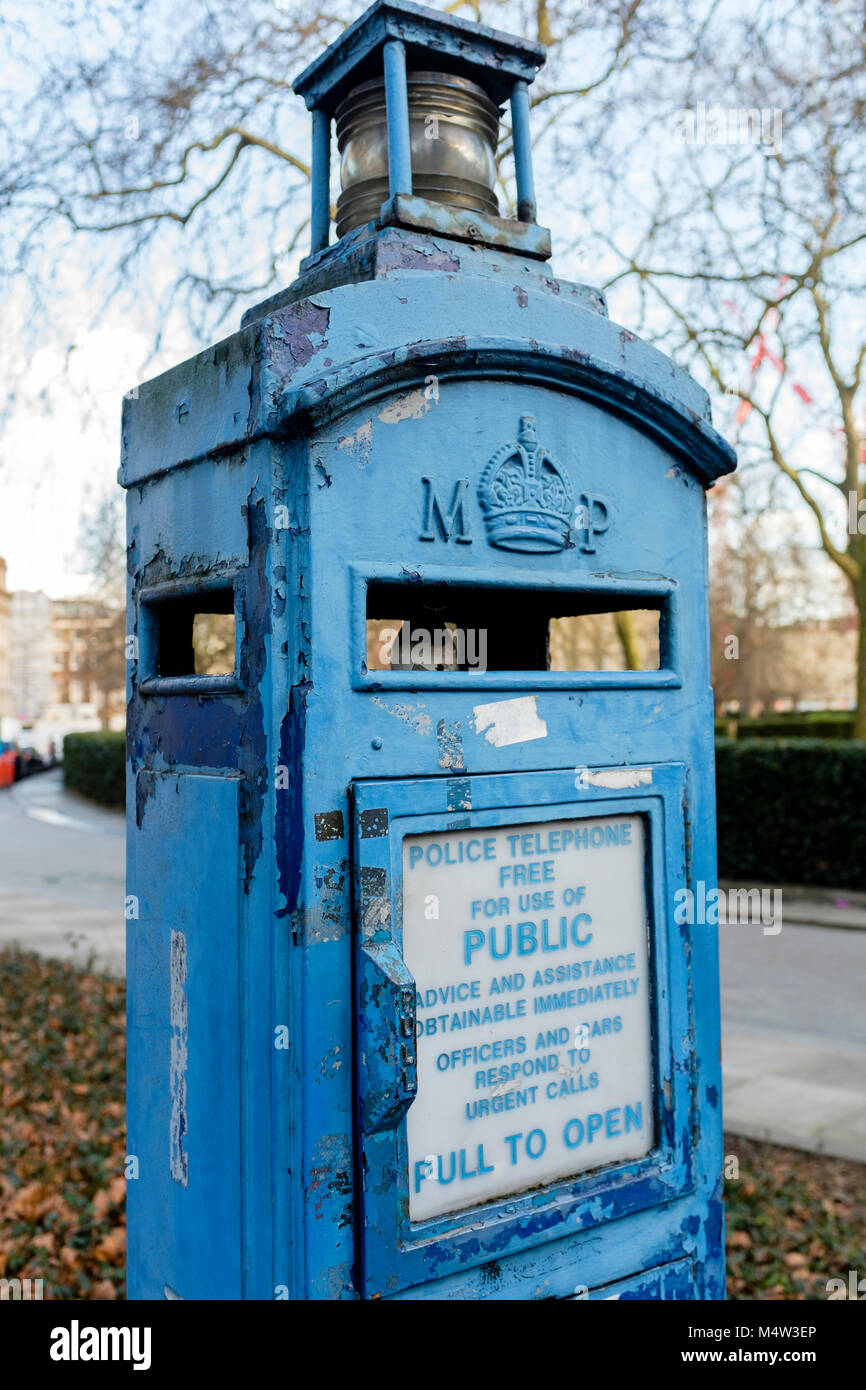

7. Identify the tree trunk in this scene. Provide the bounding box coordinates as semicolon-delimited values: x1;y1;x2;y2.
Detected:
614;610;642;671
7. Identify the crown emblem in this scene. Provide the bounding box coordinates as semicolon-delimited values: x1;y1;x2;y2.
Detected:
478;416;574;553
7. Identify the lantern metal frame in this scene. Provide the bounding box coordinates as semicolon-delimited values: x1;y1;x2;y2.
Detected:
293;0;551;262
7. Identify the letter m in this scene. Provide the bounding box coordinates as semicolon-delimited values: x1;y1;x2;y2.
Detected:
730;887;761;924
102;1328;130;1360
420;478;473;543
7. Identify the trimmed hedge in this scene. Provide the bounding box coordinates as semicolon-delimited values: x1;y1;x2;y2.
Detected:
57;730;866;885
63;732;125;808
716;712;854;740
716;738;866;890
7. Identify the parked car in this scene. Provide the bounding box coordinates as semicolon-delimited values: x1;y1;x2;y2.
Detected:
0;741;16;788
14;746;46;780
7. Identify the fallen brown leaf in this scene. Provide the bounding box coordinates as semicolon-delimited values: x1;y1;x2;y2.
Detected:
94;1227;126;1264
11;1181;54;1221
92;1189;112;1222
89;1279;118;1300
107;1175;126;1206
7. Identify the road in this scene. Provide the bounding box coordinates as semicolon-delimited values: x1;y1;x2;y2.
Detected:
0;774;863;1157
0;768;125;974
720;916;866;1160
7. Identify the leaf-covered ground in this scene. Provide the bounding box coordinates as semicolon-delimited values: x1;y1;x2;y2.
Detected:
0;949;862;1300
724;1134;865;1299
0;950;125;1298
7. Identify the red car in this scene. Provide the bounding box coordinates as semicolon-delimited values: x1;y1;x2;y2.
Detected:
0;742;16;788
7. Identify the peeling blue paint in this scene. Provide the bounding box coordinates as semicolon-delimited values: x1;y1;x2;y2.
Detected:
437;718;465;771
169;929;189;1187
276;680;312;917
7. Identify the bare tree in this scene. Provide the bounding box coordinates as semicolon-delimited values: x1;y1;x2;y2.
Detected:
0;0;649;383
584;0;866;729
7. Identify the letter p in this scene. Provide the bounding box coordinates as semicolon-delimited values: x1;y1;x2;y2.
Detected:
414;1158;434;1192
464;929;485;965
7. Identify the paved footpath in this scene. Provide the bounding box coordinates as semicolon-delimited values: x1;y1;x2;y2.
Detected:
719;893;866;1163
0;768;125;974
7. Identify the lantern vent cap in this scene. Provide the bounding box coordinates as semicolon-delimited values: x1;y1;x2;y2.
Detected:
293;0;546;116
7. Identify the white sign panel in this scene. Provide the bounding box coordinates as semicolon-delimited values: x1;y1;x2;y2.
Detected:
403;813;654;1222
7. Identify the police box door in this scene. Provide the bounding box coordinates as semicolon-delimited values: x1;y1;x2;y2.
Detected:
351;765;696;1299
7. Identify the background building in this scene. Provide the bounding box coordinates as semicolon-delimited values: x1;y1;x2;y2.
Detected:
50;596;125;730
0;558;12;720
0;581;125;747
10;589;53;721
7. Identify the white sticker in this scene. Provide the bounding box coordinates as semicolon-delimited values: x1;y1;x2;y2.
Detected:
472;696;547;748
575;767;653;790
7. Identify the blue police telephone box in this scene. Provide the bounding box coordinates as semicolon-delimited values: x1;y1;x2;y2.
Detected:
122;0;736;1300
